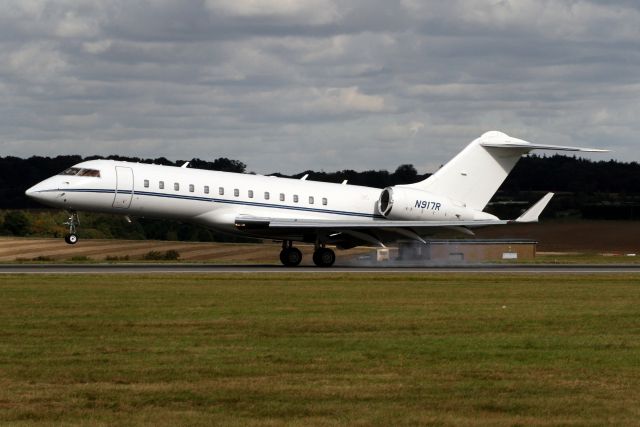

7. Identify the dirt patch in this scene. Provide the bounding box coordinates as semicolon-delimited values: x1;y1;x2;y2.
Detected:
476;220;640;252
0;237;372;264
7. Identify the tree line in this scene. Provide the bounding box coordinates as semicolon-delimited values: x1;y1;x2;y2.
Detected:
1;153;639;240
4;153;640;205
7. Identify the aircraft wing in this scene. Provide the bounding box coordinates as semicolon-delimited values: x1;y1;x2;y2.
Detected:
236;194;553;231
235;216;508;247
234;192;555;247
235;217;507;229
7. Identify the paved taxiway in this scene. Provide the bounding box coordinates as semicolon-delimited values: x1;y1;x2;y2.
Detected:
1;263;640;274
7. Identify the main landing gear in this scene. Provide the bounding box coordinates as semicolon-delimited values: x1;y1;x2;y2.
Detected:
63;211;79;245
312;247;335;268
278;241;336;267
280;240;302;267
280;241;302;267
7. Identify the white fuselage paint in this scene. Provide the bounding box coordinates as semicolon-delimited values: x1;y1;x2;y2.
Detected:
27;160;384;235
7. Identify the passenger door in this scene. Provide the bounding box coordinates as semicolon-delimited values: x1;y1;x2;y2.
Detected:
113;166;134;209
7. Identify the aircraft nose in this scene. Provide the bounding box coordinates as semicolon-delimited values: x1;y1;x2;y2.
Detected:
24;179;67;208
25;182;46;200
25;184;39;198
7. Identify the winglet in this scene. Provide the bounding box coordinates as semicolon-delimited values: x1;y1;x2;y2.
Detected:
514;192;554;223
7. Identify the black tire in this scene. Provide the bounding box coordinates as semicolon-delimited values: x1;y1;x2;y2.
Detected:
65;233;78;245
280;247;302;267
313;248;335;267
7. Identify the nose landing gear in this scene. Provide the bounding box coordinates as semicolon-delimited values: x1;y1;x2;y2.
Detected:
63;211;79;245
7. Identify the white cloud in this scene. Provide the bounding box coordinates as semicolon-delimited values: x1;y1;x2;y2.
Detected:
306;87;386;114
55;10;98;38
0;0;635;173
8;0;46;19
6;42;67;83
378;121;425;141
83;39;112;54
204;0;340;25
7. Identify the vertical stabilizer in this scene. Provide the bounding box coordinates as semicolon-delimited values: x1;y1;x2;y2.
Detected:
407;131;606;211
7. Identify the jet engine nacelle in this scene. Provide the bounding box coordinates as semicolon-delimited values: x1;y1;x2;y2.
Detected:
378;186;466;221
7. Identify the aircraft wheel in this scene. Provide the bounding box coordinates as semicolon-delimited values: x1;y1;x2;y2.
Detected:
280;247;302;267
64;233;79;245
313;248;335;267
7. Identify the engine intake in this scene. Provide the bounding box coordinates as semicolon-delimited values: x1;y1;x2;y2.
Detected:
379;187;393;216
377;186;456;221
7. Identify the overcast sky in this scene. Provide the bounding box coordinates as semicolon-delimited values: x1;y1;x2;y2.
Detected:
0;0;637;174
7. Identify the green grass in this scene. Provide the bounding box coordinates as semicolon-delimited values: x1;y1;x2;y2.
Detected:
1;274;640;426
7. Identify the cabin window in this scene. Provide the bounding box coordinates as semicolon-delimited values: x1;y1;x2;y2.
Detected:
143;179;149;188
248;190;254;198
219;187;224;195
280;193;285;202
293;195;299;203
264;192;270;200
234;188;239;197
159;181;165;190
174;183;180;191
189;184;194;193
309;196;314;204
204;186;210;194
322;197;328;206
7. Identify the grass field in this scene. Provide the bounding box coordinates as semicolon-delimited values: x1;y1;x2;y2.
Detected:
1;273;640;426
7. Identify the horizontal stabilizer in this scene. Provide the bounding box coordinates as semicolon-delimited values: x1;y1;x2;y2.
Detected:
481;142;608;153
513;193;554;223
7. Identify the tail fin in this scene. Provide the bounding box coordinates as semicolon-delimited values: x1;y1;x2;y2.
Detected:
407;131;607;211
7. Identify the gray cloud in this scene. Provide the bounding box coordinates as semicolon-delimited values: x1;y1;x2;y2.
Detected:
0;0;637;174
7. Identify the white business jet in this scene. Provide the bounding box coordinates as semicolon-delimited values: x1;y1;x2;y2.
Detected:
25;131;605;267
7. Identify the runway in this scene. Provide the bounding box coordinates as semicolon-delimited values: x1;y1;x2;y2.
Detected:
2;263;640;274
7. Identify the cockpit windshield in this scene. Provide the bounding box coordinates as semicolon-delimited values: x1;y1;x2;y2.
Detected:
78;169;101;177
59;167;101;177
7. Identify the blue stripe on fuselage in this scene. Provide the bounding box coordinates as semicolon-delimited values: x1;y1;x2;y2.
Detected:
38;188;384;219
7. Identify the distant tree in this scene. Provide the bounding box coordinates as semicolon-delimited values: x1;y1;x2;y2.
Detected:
392;164;419;185
2;211;30;236
187;158;246;173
